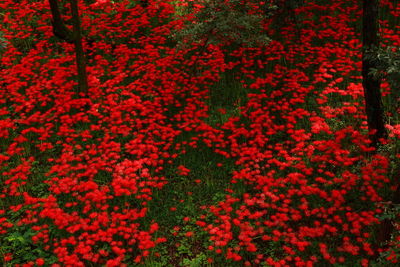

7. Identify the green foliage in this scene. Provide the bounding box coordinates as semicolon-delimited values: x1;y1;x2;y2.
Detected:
174;0;275;47
371;203;400;266
0;31;7;50
181;253;208;267
366;46;400;124
2;223;58;266
367;46;400;92
377;204;400;221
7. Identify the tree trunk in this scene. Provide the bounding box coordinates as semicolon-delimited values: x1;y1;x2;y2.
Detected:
140;0;148;8
362;0;396;253
362;0;386;148
48;0;88;94
48;0;74;43
69;0;88;94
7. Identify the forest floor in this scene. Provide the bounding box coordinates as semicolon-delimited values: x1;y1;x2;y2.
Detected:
1;0;400;266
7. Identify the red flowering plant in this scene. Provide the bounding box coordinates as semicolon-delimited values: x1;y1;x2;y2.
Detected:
188;0;400;266
0;0;188;265
1;0;400;266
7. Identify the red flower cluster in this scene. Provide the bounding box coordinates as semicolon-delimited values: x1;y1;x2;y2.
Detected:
0;0;399;266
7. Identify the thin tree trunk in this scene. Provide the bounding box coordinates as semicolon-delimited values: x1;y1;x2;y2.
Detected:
48;0;74;43
48;0;88;94
140;0;148;8
69;0;88;94
362;0;396;253
362;0;385;148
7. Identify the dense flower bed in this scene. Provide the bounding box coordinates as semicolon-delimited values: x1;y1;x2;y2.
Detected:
0;0;399;266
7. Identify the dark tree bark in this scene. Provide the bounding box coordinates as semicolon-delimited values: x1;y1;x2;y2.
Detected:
362;0;398;253
140;0;148;8
69;0;88;94
48;0;74;43
362;0;386;148
48;0;88;94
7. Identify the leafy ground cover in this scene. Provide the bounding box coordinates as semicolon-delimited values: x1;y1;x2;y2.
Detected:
1;0;400;266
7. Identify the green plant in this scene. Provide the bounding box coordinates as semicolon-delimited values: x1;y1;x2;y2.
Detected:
0;31;7;50
371;203;400;266
181;252;207;267
367;46;400;95
173;0;274;47
2;224;58;266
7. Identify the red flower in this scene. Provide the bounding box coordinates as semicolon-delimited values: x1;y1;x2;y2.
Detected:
36;258;45;266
